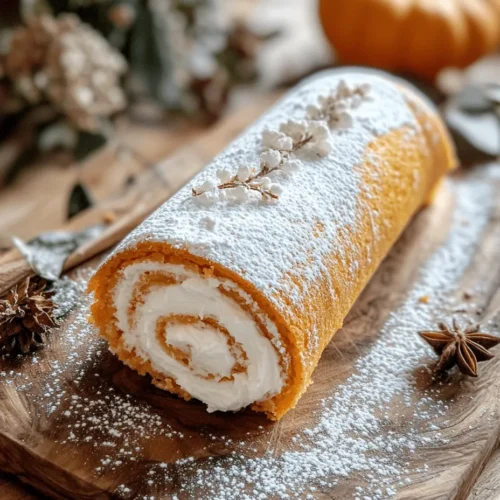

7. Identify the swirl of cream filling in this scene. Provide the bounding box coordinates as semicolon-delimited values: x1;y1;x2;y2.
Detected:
113;262;285;412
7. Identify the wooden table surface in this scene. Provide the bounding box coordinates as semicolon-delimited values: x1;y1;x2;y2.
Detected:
1;96;500;500
3;2;500;497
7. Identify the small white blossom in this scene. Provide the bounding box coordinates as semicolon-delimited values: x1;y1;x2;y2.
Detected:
337;79;350;98
359;82;371;96
196;191;218;206
259;176;272;188
334;112;353;130
262;129;285;149
350;95;362;109
306;105;321;120
309;121;330;141
280;120;308;141
314;140;332;157
275;135;294;151
217;168;232;183
232;185;249;202
334;101;348;112
269;183;283;197
237;165;251;180
198;179;216;192
260;149;281;169
318;95;329;107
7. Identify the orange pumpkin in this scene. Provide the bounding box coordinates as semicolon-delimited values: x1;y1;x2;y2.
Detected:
319;0;500;80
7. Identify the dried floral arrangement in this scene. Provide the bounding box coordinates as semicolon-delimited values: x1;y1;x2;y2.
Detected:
0;0;277;183
192;80;371;204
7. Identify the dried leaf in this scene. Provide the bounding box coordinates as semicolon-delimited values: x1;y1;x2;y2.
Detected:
13;224;105;281
74;130;108;162
67;182;93;219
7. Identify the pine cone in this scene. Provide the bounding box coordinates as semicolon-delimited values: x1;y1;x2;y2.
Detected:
0;277;58;354
2;14;127;131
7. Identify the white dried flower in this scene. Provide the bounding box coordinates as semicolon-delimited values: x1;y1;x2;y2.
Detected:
275;135;294;151
334;101;348;112
337;80;350;98
196;191;218;206
314;140;332;157
280;120;308;141
260;149;281;169
350;95;362;109
334;112;353;130
359;82;371;97
259;176;272;188
269;183;283;197
216;168;232;184
199;179;216;192
309;121;330;141
306;105;321;120
236;165;251;180
232;185;249;202
318;95;329;107
262;129;285;149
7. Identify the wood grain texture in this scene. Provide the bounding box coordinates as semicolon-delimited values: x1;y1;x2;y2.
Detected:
467;448;500;500
0;164;500;499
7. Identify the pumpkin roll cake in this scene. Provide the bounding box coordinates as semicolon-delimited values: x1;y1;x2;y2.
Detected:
89;69;456;421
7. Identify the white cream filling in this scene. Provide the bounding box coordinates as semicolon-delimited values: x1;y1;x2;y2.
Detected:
113;262;284;412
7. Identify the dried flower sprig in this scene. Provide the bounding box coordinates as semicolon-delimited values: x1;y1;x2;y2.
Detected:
192;80;371;205
307;80;372;128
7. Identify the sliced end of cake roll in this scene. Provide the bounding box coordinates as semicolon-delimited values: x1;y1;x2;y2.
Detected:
89;244;298;419
89;69;456;421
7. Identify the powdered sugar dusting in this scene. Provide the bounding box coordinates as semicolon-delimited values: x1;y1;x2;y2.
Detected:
149;175;494;499
113;71;417;309
0;172;496;498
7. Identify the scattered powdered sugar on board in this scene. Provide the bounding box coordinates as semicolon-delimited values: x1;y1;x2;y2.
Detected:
148;176;494;499
0;172;497;500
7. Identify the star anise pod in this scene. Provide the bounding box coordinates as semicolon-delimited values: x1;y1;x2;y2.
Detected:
419;319;500;377
0;277;58;354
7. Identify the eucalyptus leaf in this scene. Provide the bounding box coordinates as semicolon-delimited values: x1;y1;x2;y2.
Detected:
67;182;93;219
445;107;499;158
451;85;492;114
13;224;105;281
443;85;500;163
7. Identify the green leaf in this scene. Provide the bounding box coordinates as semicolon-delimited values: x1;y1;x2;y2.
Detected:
67;182;93;220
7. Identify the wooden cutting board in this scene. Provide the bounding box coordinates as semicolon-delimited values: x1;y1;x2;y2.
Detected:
1;102;500;499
